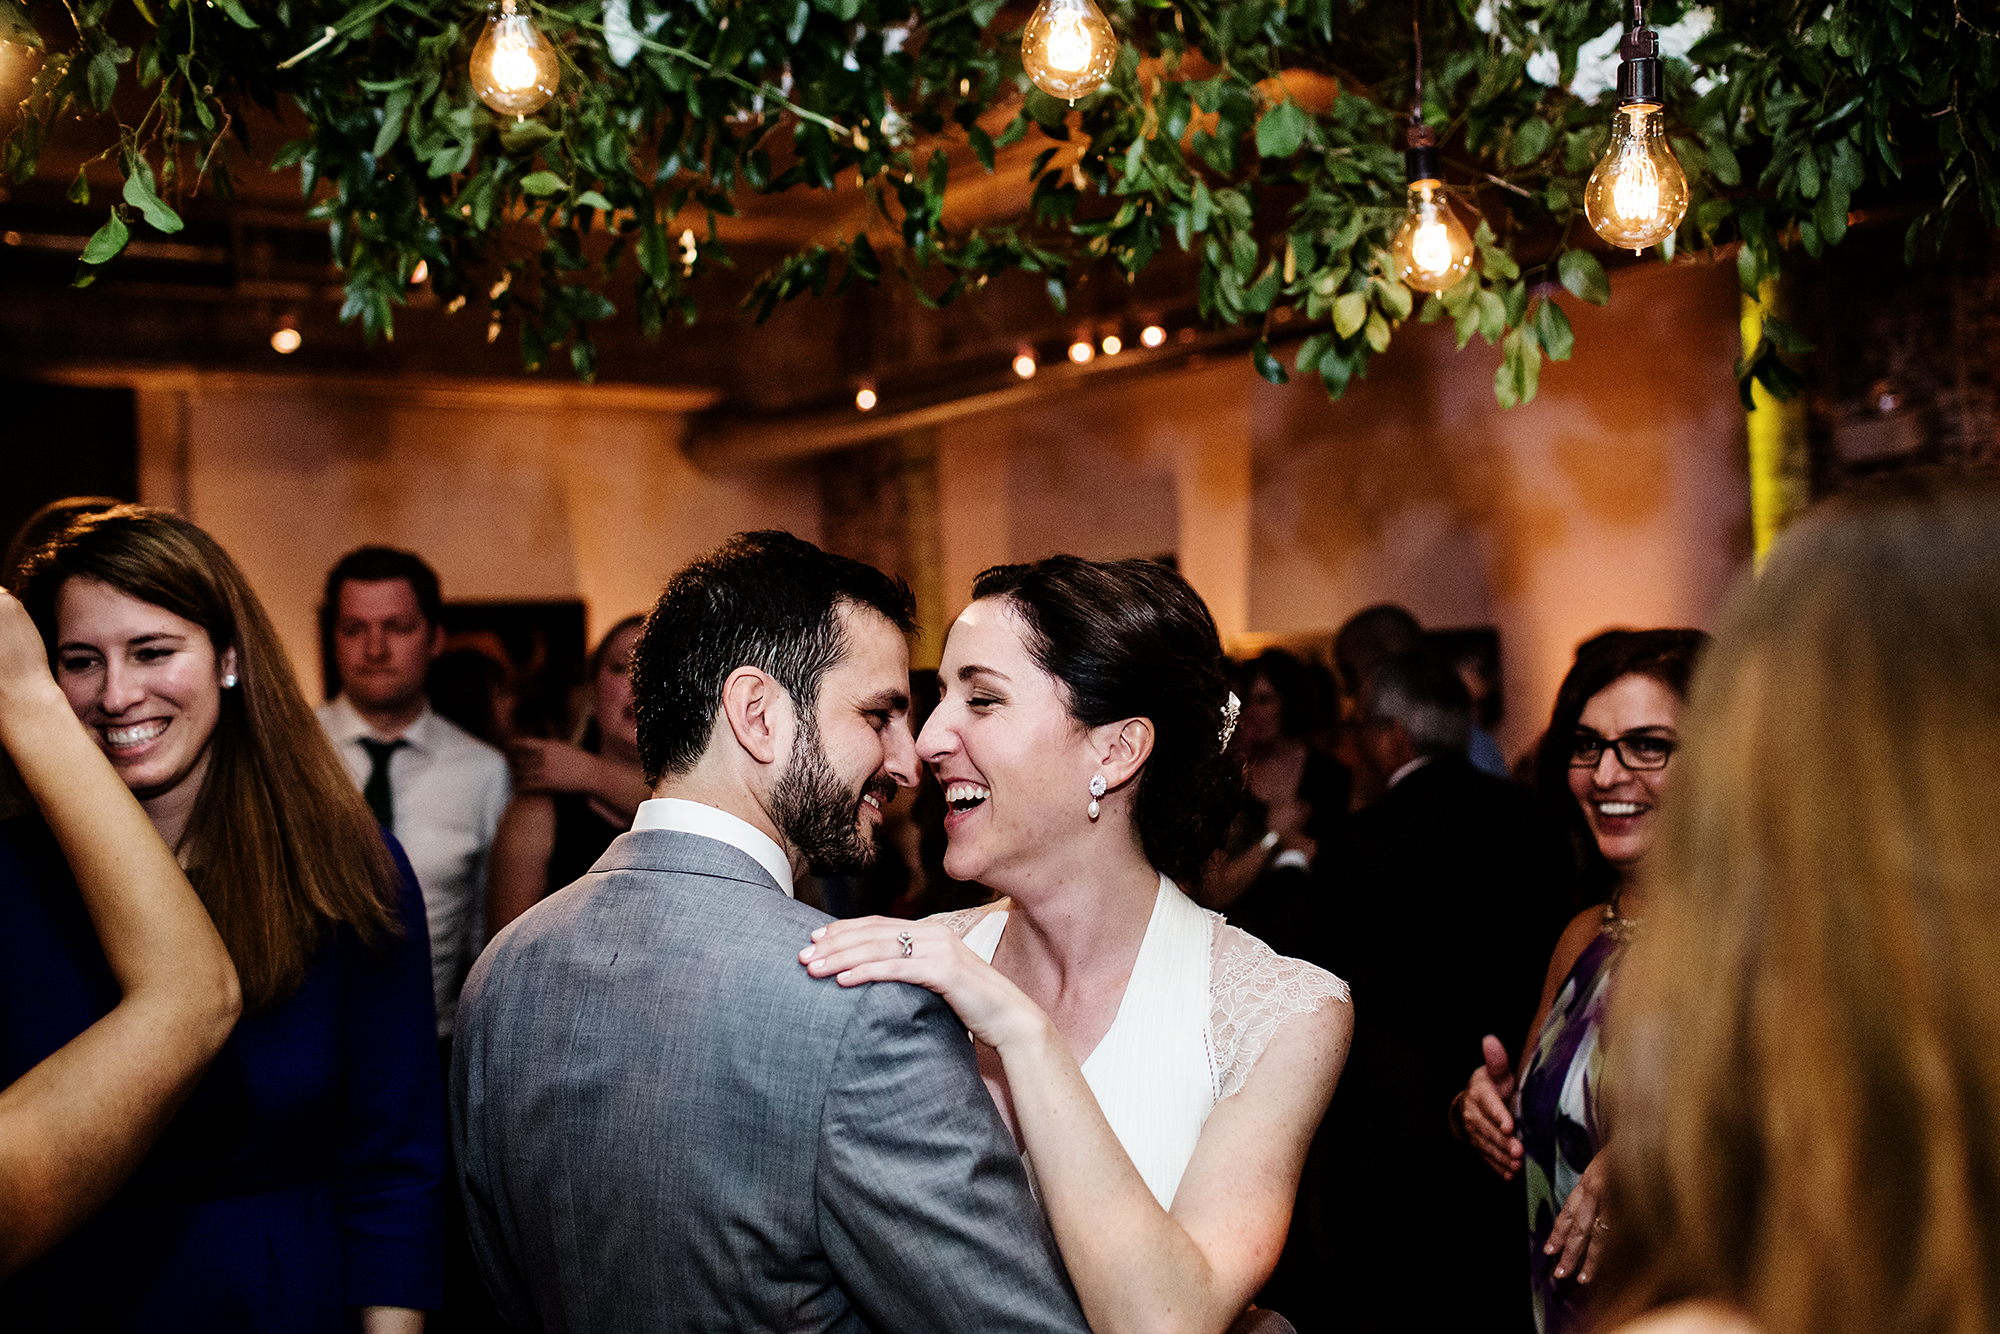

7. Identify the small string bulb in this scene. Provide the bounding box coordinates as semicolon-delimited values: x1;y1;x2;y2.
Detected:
470;0;559;118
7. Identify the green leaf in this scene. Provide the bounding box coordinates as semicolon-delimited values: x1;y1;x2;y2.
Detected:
576;190;615;212
1255;99;1310;160
1761;315;1815;356
210;0;256;27
1797;149;1821;199
67;165;90;205
499;120;559;153
1494;327;1541;408
372;86;411;159
1557;249;1610;306
1474;288;1506;342
519;171;566;196
1703;136;1742;186
1295;331;1332;375
1364;310;1390;353
86;46;122;111
1534;296;1574;361
0;0;44;49
1510;117;1554;165
122;165;183;234
79;210;128;265
1251;338;1288;385
1333;290;1367;338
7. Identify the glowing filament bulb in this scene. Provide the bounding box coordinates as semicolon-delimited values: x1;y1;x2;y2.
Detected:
491;40;539;92
1390;180;1474;294
1021;0;1116;102
1411;222;1452;274
1045;19;1091;72
470;0;560;118
1585;104;1689;253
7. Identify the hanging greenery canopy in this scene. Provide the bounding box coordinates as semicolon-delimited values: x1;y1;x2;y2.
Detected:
2;0;1995;401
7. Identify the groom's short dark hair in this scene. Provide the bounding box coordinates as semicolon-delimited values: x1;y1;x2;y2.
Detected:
631;531;916;783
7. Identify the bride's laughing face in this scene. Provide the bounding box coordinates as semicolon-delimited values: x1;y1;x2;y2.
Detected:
918;597;1100;888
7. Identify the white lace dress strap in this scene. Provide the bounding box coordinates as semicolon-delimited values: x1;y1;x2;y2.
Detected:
1208;924;1351;1100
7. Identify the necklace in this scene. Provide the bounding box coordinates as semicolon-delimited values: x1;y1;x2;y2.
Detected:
1601;893;1640;943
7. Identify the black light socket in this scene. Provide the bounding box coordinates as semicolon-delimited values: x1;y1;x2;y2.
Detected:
1617;23;1663;107
1404;122;1440;184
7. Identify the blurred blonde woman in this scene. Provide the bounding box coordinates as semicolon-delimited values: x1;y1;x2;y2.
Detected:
1602;471;2000;1334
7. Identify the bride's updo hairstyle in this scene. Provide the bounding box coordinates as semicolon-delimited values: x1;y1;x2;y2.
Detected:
973;555;1245;886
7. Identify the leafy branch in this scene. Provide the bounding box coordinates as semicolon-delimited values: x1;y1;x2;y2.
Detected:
4;0;1996;402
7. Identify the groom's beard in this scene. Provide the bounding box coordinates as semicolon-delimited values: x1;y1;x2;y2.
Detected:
771;713;895;877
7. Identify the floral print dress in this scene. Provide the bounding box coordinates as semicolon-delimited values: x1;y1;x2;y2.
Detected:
1519;926;1620;1334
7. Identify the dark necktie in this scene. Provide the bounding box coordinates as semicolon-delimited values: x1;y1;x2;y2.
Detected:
358;737;406;831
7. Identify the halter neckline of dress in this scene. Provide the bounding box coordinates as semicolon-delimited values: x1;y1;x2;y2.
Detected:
961;874;1218;1209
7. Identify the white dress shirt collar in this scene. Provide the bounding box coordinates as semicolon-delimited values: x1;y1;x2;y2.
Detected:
1387;753;1434;790
322;692;439;755
631;797;795;898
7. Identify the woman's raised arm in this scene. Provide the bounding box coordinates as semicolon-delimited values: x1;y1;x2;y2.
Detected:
804;914;1352;1334
0;588;240;1276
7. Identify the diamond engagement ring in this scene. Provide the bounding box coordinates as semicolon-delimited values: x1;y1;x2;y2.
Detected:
897;931;915;958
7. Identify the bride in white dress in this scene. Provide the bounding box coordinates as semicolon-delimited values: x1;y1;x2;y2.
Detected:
801;556;1353;1334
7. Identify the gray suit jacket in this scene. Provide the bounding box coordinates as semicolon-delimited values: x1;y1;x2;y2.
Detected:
451;827;1091;1334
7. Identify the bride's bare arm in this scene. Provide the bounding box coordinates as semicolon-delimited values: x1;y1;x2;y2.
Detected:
801;915;1352;1334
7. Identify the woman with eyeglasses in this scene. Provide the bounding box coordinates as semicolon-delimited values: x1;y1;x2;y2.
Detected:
1448;628;1708;1334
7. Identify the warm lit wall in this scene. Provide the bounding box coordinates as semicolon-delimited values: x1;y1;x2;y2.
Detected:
110;255;1747;758
130;374;821;688
931;258;1752;761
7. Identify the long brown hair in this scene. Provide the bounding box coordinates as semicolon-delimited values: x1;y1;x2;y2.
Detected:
19;507;401;1010
1602;471;2000;1334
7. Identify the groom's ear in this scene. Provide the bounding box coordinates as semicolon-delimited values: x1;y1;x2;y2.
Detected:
719;666;792;768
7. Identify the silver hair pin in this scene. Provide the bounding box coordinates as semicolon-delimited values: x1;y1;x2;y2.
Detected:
1218;691;1241;748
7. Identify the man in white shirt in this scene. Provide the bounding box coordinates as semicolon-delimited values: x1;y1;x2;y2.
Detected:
315;546;510;1045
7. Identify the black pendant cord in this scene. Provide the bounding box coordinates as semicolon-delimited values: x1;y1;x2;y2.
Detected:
1405;2;1438;181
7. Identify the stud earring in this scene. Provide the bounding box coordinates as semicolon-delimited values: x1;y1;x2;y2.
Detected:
222;673;238;688
1087;773;1107;821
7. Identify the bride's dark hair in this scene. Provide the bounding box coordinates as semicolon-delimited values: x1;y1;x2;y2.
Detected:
973;555;1245;886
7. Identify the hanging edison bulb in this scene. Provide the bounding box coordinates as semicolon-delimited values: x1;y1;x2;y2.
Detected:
1390;126;1475;293
1585;9;1688;253
1020;0;1116;103
470;0;560;119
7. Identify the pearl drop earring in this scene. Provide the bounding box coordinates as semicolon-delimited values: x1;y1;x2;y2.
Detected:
222;673;238;688
1087;773;1107;821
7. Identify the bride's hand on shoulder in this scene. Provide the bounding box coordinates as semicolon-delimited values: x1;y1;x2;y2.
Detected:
800;917;1048;1051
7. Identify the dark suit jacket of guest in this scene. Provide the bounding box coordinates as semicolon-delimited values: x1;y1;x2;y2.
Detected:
1295;757;1573;1333
451;826;1093;1334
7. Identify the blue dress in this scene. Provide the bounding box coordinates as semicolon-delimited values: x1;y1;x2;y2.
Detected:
0;814;447;1330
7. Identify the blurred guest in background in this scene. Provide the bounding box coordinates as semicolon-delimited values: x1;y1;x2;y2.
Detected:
1205;649;1348;947
426;643;516;751
316;546;510;1049
485;614;649;940
1600;473;2000;1334
1451;628;1707;1334
6;508;444;1330
1309;649;1572;1333
0;587;239;1278
1332;604;1422;706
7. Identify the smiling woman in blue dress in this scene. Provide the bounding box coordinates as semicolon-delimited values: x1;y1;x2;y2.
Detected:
2;508;445;1333
0;585;239;1277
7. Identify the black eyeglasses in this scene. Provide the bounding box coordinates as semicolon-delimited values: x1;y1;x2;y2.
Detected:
1569;730;1677;772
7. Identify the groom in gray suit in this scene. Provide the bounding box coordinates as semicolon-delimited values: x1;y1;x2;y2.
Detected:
451;532;1090;1334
